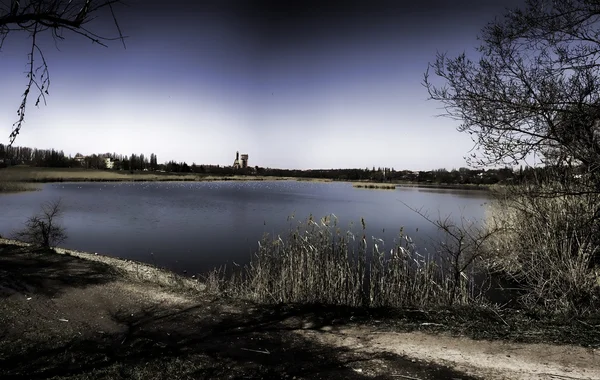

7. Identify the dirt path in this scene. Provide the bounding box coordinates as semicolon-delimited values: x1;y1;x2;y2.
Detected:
298;327;600;380
1;241;599;379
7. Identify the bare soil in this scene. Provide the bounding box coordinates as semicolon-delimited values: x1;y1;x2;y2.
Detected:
1;241;599;380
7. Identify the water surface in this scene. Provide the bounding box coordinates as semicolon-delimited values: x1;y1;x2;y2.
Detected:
0;181;489;274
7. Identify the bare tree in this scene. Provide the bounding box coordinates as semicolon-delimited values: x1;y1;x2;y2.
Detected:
400;202;503;305
423;1;600;312
424;0;600;179
14;198;67;248
424;0;600;256
0;0;125;145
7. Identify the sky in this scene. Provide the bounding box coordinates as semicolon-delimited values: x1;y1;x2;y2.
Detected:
0;0;527;170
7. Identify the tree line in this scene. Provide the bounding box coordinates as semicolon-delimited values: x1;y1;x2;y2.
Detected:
2;142;566;185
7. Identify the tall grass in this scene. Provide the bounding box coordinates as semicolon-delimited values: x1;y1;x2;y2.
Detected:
485;183;600;315
0;181;40;193
206;215;483;308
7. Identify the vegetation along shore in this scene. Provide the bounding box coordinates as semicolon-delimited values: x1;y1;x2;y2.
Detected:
2;236;599;380
0;166;501;193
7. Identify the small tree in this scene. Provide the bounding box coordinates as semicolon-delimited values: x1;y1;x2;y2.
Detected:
15;199;67;248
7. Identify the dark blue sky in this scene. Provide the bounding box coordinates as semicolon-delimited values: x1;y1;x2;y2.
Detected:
0;0;525;169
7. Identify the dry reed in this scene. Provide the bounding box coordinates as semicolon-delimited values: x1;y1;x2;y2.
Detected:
205;215;481;308
352;183;396;190
485;183;600;315
0;181;40;193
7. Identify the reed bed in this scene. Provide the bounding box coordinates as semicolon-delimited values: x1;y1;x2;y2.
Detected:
352;183;396;190
205;215;480;308
0;181;40;193
396;183;491;191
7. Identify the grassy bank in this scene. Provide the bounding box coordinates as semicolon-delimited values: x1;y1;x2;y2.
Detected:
0;181;41;193
1;167;497;191
0;166;332;184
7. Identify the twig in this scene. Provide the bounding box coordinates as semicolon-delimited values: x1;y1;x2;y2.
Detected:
391;374;421;380
491;308;510;327
240;347;271;355
577;319;600;329
538;373;590;380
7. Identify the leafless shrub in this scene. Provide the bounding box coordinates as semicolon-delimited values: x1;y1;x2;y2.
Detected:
14;198;67;248
400;202;504;306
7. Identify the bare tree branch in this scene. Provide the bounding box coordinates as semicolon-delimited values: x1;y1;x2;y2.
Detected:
0;0;125;145
424;0;600;172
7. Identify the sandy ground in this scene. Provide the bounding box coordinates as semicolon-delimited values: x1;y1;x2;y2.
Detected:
299;327;600;380
1;240;599;379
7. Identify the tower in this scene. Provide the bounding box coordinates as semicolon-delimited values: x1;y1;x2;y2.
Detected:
233;151;241;169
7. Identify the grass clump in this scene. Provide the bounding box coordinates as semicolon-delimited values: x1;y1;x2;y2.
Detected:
352;182;396;190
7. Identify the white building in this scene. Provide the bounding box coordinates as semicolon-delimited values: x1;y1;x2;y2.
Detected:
104;157;114;169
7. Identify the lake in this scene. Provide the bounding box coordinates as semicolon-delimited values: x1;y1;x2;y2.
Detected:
0;181;490;275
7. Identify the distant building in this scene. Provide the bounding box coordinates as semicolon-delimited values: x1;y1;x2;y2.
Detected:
233;151;249;169
233;151;240;168
104;157;114;169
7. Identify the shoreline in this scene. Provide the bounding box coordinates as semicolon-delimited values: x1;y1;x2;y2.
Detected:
1;238;599;379
0;168;494;193
0;238;204;292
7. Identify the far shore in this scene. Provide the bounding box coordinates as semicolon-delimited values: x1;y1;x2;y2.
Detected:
0;166;494;193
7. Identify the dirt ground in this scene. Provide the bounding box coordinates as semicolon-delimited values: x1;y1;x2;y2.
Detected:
1;242;599;380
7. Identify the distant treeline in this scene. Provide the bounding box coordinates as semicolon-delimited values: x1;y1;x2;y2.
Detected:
0;143;563;185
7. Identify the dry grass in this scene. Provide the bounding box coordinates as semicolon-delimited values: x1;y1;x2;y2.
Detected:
484;184;600;315
0;167;327;184
352;182;397;190
296;177;334;182
396;183;491;191
205;215;481;309
0;181;41;193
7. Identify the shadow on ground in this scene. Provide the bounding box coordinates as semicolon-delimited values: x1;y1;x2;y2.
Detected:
0;244;118;298
0;298;480;380
2;242;597;379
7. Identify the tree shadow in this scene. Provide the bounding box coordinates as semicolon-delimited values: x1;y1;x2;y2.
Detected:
0;243;118;298
0;300;480;380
